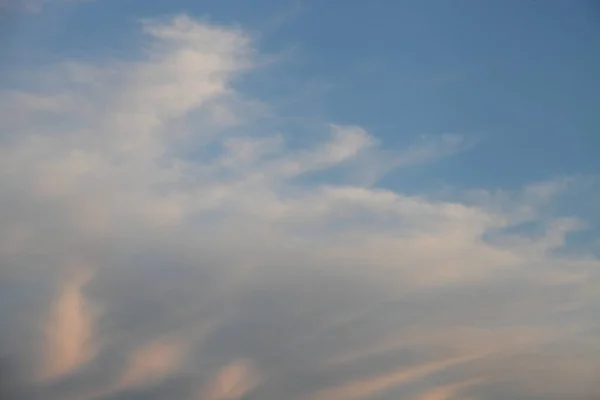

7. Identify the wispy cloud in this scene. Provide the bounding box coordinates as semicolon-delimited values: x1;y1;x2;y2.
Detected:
200;359;260;400
118;338;187;389
408;378;485;400
304;353;483;400
40;269;96;383
1;13;599;400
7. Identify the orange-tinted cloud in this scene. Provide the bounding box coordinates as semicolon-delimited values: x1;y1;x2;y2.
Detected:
305;353;483;400
199;359;260;400
118;337;186;388
409;378;484;400
40;270;96;382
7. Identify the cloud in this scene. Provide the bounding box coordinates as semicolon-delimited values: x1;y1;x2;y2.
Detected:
408;378;484;400
1;12;599;400
118;338;187;389
304;353;483;400
40;269;96;383
199;359;260;400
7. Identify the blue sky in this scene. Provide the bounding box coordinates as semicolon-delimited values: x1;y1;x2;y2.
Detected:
1;1;600;400
5;0;600;191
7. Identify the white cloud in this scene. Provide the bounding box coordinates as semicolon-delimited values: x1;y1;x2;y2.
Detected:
1;13;599;400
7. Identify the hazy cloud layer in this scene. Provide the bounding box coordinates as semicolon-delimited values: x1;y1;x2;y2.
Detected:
1;14;599;400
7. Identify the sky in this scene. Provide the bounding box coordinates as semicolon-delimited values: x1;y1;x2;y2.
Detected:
0;0;599;399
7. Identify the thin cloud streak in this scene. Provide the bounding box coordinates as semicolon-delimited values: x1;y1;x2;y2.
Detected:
40;270;96;383
304;353;484;400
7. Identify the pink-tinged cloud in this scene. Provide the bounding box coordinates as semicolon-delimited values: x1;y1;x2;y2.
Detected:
200;359;260;400
305;353;484;400
118;338;187;389
40;270;96;382
408;378;485;400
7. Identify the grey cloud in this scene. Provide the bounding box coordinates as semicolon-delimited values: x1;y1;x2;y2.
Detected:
1;13;600;400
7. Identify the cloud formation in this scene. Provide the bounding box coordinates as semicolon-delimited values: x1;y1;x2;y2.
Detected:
200;359;259;400
41;269;96;383
1;13;599;400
